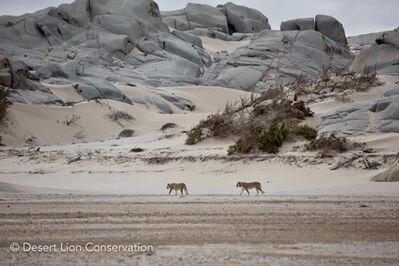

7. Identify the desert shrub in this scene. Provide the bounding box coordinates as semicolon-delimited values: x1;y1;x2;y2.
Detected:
315;71;381;93
256;121;288;153
160;122;177;131
186;127;202;145
0;88;11;123
228;121;288;155
289;123;317;140
130;147;144;153
186;107;237;145
291;101;314;118
64;114;80;126
109;110;133;122
306;134;349;155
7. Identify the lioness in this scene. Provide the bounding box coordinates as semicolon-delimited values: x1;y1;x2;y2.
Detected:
167;183;189;195
236;182;264;195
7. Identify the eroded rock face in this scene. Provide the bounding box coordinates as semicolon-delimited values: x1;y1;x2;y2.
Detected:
0;0;213;105
162;2;270;35
319;87;399;136
281;15;348;48
202;30;353;91
350;28;399;75
281;18;315;31
217;2;271;34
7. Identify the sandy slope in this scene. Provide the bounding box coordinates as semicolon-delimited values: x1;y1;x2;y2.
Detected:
0;86;251;146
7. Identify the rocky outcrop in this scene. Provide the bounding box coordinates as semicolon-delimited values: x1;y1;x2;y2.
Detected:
280;18;315;31
162;2;270;35
0;0;214;105
217;2;271;34
315;15;348;47
202;30;353;91
281;15;347;48
348;31;388;54
319;85;399;136
350;28;399;74
162;3;228;33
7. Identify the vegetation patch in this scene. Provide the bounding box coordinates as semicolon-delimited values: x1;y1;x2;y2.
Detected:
130;147;144;153
305;134;363;157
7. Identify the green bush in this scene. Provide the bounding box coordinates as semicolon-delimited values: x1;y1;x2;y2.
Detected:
229;121;288;155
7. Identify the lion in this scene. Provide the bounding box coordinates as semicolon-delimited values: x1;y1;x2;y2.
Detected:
236;182;264;195
167;183;189;195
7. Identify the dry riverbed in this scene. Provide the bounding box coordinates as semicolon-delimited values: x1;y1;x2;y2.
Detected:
1;194;399;265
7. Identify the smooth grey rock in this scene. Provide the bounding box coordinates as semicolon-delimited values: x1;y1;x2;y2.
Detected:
186;3;228;33
347;31;388;54
216;66;264;90
281;18;315;31
384;86;399;97
172;30;203;48
186;28;232;41
144;95;173;114
350;44;399;74
315;14;348;47
218;2;271;34
381;31;399;49
371;160;399;182
381;102;399;120
159;93;195;111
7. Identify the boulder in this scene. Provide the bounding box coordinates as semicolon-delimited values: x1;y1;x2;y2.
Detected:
350;44;399;74
381;31;399;49
384;86;399;97
371;160;399;182
216;66;264;90
172;30;203;48
315;15;348;47
218;2;271;34
281;18;315;31
347;31;388;54
186;3;228;33
118;129;135;138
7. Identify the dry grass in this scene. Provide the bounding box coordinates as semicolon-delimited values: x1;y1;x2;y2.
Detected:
306;134;364;157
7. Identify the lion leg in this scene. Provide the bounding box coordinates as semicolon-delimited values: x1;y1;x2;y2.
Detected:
245;188;250;195
184;187;189;195
168;188;172;195
240;188;244;196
